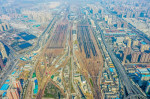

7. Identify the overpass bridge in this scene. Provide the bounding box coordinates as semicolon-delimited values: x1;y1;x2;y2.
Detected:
94;20;147;99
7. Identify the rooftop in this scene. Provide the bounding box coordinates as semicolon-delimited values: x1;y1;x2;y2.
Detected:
141;41;147;45
0;84;9;91
137;68;149;74
2;92;7;97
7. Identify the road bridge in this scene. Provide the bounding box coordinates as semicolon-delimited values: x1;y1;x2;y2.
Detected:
94;20;147;99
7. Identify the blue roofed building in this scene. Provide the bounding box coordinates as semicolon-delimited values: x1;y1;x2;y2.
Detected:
141;41;147;45
5;80;10;82
0;84;9;91
137;68;149;74
109;68;114;72
33;79;38;94
2;92;7;97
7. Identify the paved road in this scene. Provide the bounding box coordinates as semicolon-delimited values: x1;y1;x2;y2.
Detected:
0;16;56;90
128;24;150;44
94;19;147;98
104;7;150;44
0;41;21;88
0;56;18;88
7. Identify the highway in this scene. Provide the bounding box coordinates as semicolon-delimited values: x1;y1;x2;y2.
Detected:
94;19;147;99
0;56;18;88
0;46;19;86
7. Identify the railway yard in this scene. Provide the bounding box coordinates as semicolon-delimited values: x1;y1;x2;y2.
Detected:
76;19;104;99
21;6;149;98
27;12;105;99
0;1;106;98
1;1;150;99
35;16;69;99
0;5;106;98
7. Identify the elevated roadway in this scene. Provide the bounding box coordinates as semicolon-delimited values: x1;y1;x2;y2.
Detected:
94;20;147;99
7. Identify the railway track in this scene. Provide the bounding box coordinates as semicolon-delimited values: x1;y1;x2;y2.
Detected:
76;19;104;99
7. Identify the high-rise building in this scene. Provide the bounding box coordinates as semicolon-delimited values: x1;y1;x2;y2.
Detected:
0;24;4;32
0;42;8;59
126;11;132;18
131;52;140;63
0;55;4;69
127;39;131;48
145;53;150;63
125;36;130;40
0;23;10;31
135;11;140;18
105;15;108;21
117;21;122;29
6;23;10;30
140;44;149;52
122;47;131;65
149;54;150;63
132;40;139;46
1;23;7;31
140;53;150;63
107;18;112;25
140;53;146;63
123;22;128;28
